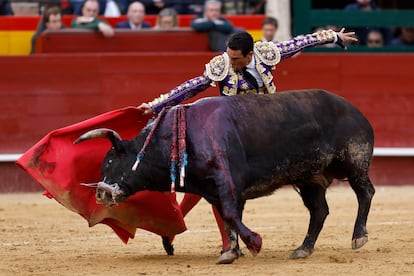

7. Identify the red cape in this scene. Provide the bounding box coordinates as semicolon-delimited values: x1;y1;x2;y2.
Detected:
16;106;186;244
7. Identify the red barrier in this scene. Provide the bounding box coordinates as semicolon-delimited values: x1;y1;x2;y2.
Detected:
1;52;413;189
35;29;211;53
1;53;413;152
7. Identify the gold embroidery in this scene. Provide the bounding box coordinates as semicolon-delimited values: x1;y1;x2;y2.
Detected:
205;53;230;81
312;30;336;43
239;87;266;95
253;41;281;66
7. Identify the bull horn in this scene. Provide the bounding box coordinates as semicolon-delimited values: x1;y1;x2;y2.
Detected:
74;128;122;144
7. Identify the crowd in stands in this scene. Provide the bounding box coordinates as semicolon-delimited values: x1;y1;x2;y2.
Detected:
2;0;414;50
29;0;239;53
313;0;413;47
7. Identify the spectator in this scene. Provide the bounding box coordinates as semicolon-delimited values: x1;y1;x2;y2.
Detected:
0;0;13;15
70;0;107;15
191;0;233;34
391;27;414;46
191;0;234;51
31;6;65;54
154;7;178;30
71;0;114;37
366;29;384;47
116;1;151;29
261;16;278;42
344;0;392;45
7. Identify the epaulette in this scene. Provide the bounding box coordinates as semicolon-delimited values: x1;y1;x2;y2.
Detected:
253;41;281;66
205;53;230;81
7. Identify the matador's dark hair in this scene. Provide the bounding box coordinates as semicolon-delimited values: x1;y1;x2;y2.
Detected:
226;31;254;57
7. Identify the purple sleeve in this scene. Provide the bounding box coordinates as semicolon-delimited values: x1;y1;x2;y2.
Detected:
276;30;337;59
148;75;212;114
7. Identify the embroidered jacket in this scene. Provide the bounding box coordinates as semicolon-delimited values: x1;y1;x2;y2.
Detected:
148;29;337;113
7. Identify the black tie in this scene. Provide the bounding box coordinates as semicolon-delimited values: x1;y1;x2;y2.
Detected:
242;67;259;90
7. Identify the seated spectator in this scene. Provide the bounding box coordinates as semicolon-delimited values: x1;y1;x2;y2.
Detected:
154;7;178;30
391;27;414;46
31;6;65;54
191;0;234;51
261;16;278;42
116;1;151;29
344;0;392;45
70;0;107;15
0;0;13;15
191;0;233;34
71;0;114;37
366;29;384;47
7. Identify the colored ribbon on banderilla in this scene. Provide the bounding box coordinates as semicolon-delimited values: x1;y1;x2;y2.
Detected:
170;106;187;192
131;106;188;193
132;108;167;171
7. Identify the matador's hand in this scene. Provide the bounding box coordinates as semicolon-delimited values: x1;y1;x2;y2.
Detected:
137;103;154;115
336;27;358;50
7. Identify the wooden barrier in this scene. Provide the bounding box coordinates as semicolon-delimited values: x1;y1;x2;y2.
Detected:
35;29;211;53
0;15;265;55
1;52;413;190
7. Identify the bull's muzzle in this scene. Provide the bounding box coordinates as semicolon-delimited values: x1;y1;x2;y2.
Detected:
96;182;125;207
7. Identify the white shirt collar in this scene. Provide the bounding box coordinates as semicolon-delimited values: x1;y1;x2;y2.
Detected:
245;56;263;87
246;55;255;70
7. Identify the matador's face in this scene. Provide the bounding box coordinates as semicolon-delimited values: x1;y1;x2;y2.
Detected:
226;48;253;72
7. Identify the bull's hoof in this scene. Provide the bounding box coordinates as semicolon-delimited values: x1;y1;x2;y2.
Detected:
221;248;245;257
216;250;238;264
352;235;368;249
291;247;313;259
246;232;262;256
161;236;174;255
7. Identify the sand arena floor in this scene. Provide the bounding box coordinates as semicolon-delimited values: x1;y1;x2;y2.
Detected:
1;184;413;275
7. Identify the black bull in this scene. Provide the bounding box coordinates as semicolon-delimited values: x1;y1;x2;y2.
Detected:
75;89;375;262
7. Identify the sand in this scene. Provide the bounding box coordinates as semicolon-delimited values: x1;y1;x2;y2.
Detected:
1;184;413;275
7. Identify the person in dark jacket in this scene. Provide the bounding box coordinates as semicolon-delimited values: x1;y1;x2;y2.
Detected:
31;6;65;54
344;0;392;45
191;0;233;34
115;1;151;29
191;0;234;51
71;0;114;37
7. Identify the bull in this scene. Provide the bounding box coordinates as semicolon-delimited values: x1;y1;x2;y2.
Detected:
75;89;375;264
